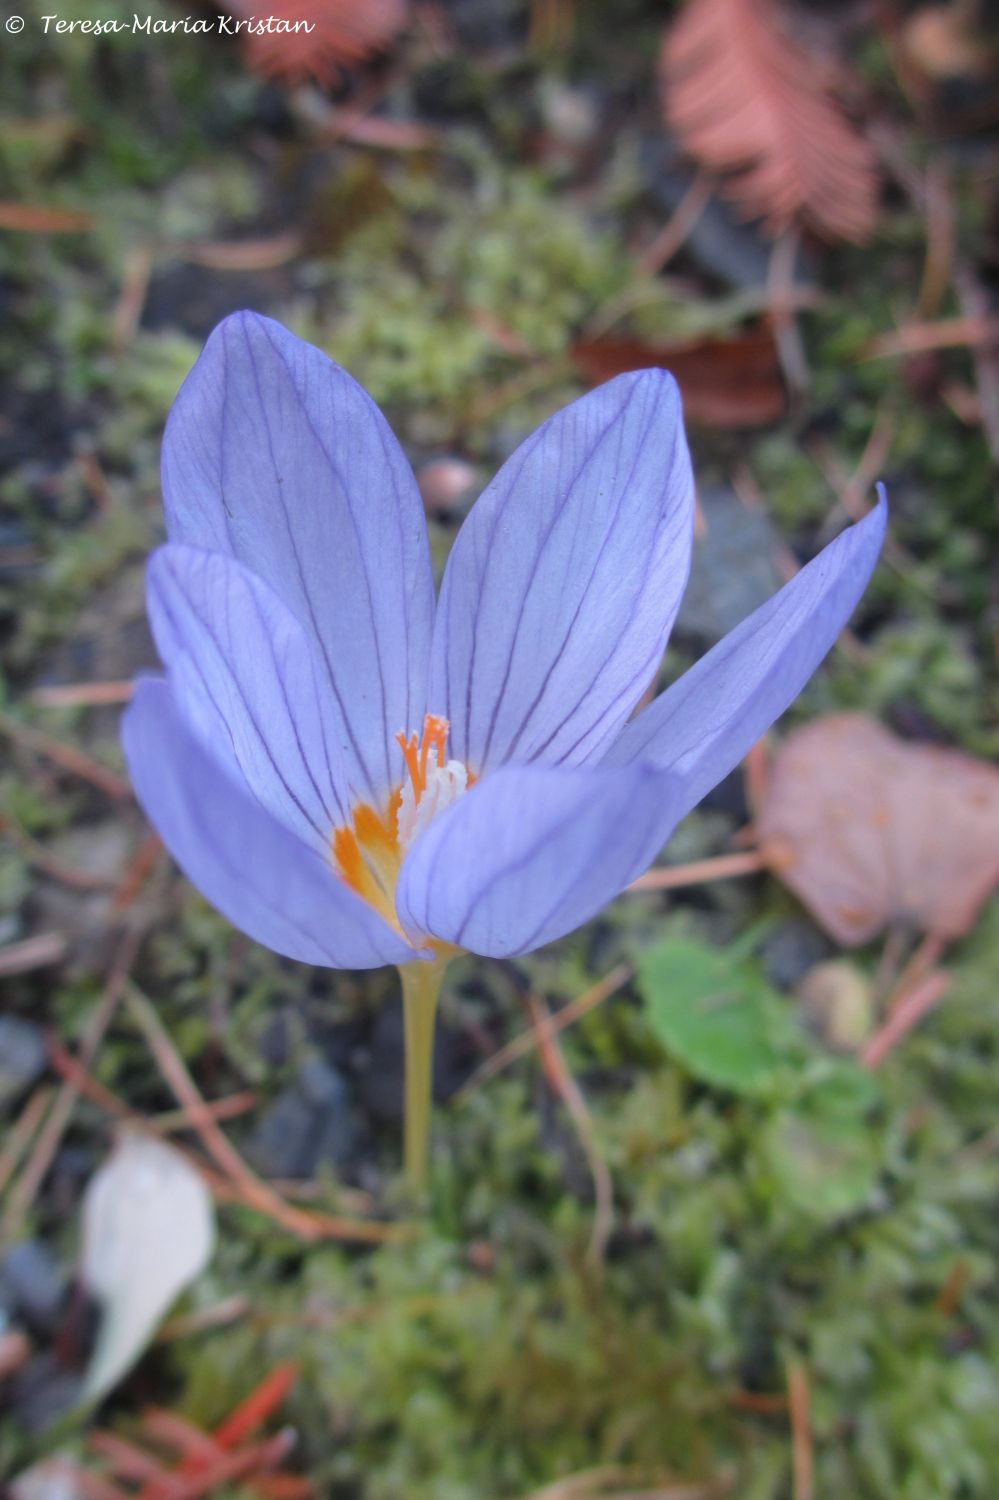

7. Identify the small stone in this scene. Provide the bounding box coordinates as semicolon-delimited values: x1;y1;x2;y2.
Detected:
248;1058;362;1177
0;1242;66;1333
798;961;874;1051
0;1017;47;1108
416;458;478;515
675;489;782;649
759;921;831;990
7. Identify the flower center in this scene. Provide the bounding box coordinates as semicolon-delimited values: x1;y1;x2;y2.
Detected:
331;714;469;929
396;716;469;853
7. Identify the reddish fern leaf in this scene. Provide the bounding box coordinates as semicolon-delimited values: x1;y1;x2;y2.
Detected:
232;0;408;87
660;0;879;243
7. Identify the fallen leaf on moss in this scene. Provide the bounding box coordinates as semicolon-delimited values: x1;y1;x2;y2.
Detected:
758;713;999;945
572;327;785;427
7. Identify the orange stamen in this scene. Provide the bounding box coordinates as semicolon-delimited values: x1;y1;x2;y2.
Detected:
421;715;449;780
395;714;451;803
397;731;423;797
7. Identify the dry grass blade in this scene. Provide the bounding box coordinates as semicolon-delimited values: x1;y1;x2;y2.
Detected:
660;0;879;242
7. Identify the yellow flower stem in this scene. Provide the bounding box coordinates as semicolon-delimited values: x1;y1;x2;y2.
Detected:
397;956;450;1197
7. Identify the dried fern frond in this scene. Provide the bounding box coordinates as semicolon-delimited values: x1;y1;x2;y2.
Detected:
233;0;408;87
660;0;879;243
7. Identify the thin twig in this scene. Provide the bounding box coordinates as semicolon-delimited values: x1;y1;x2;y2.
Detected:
111;245;153;353
112;831;163;910
809;403;897;529
0;931;67;977
768;225;809;395
87;1431;170;1485
787;1360;814;1500
860;969;952;1070
955;262;999;468
627;850;766;892
156;1296;251;1344
46;1030;258;1134
861;314;999;360
124;982;407;1245
31;680;134;708
528;993;614;1267
887;932;947;1015
636;171;713;277
730;462;869;660
0;709;131;800
1;926;144;1237
0;1086;55;1199
456;964;632;1100
917;160;955;319
1;812;119;892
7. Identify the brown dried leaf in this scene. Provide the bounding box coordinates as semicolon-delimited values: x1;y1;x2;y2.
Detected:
659;0;879;243
758;714;999;945
232;0;408;86
572;327;785;427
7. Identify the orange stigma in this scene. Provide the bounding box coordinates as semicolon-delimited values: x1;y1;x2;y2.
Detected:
396;714;450;800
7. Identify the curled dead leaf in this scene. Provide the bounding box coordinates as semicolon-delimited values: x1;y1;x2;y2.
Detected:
659;0;879;243
757;714;999;945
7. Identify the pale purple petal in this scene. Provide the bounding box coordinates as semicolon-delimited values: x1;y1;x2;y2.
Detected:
395;761;683;958
147;544;352;852
161;311;434;806
123;678;419;969
606;492;888;816
428;371;694;774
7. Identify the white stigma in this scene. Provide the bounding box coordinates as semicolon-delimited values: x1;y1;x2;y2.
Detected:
397;747;469;852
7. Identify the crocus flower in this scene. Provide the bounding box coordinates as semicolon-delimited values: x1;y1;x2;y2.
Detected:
124;311;886;973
